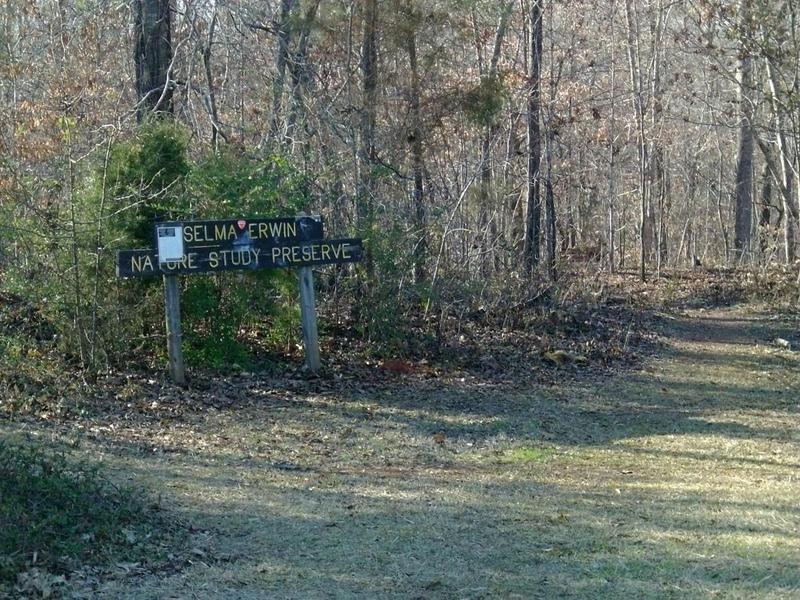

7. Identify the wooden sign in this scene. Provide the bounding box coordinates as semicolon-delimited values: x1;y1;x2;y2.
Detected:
116;239;363;277
160;215;324;250
115;214;363;381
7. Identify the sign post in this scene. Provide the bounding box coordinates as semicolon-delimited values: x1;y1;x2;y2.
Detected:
157;224;186;384
163;274;185;385
298;265;320;373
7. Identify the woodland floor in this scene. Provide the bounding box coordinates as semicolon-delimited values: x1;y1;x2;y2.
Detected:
2;291;800;598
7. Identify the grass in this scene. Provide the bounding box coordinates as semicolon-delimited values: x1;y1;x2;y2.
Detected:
1;303;799;598
0;438;173;594
499;446;554;463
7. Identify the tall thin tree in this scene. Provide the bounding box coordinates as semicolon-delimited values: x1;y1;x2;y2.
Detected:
733;0;754;261
523;0;543;275
133;0;173;119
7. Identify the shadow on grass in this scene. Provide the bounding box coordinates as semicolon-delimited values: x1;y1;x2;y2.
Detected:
327;307;800;448
33;305;800;598
95;452;800;599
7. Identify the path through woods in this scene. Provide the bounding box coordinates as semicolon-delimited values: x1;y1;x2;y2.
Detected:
7;304;800;599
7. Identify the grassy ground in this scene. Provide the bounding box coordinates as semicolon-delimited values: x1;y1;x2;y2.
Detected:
2;302;799;598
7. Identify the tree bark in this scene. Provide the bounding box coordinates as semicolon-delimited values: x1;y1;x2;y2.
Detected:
607;0;617;274
523;0;543;275
404;1;426;283
286;0;321;148
543;1;556;281
269;0;296;141
733;0;754;261
134;0;173;119
477;2;512;273
624;0;648;281
763;54;797;263
358;0;378;224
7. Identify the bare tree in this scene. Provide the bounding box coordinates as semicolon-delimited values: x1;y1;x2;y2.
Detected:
732;0;754;261
134;0;174;119
624;0;648;281
402;0;427;283
523;0;543;275
358;0;378;226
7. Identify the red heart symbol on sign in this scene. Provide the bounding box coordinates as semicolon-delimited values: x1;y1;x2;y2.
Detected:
236;219;247;230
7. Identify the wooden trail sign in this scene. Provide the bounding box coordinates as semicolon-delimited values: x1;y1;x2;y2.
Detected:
116;239;363;277
158;215;324;250
115;215;363;381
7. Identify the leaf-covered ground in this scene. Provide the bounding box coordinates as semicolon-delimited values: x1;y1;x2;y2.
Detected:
2;273;799;598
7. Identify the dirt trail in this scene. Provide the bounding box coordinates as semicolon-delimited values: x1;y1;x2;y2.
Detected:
15;305;800;598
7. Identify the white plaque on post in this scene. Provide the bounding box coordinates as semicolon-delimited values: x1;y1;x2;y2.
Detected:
157;224;184;263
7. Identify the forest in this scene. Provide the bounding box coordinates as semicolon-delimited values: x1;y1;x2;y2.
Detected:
1;0;800;598
0;0;798;369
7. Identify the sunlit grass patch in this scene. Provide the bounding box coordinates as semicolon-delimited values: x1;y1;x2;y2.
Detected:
499;446;555;463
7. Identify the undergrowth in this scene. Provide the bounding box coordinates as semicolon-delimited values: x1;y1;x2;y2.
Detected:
0;439;173;593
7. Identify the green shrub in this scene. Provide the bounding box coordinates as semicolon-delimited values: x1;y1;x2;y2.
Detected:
351;220;422;355
107;121;191;245
0;440;165;587
1;122;314;372
177;149;310;369
463;75;508;128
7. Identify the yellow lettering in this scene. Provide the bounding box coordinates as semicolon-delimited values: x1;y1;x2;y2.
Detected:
227;224;236;239
266;221;298;237
131;255;153;273
165;255;190;270
214;224;227;241
258;222;269;239
209;251;219;268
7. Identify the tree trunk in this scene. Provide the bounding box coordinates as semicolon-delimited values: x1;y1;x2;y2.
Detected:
358;0;378;223
477;2;512;274
269;0;295;142
543;1;556;281
607;0;617;274
404;1;426;283
134;0;173;119
544;128;556;280
759;162;773;258
624;0;648;281
523;0;543;275
286;0;321;149
650;0;666;274
199;10;225;152
733;0;754;261
763;54;798;263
